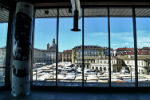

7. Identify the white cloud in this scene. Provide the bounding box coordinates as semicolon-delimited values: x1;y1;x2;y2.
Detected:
86;30;150;48
87;32;108;36
136;30;150;48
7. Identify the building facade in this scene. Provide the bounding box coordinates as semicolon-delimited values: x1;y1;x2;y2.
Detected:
72;45;108;69
62;50;72;62
91;56;122;73
1;44;150;74
117;55;150;74
33;39;62;65
33;48;56;65
0;47;6;67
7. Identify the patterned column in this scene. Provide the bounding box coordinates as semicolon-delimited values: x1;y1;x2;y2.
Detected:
11;2;34;97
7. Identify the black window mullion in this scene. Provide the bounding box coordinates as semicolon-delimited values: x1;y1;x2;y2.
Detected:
132;7;138;87
56;8;59;87
31;8;35;86
108;7;111;87
5;6;15;88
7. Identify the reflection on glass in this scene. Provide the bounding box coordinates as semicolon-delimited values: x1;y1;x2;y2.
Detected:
58;18;82;86
33;18;56;86
84;18;109;87
0;23;8;86
110;18;135;87
136;18;150;87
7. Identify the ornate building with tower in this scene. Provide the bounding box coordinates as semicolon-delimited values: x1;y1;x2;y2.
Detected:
33;39;61;66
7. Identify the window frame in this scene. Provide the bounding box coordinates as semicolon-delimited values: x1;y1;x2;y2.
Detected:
2;6;150;89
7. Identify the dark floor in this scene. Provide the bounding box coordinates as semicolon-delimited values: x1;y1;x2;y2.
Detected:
32;81;150;87
0;90;149;100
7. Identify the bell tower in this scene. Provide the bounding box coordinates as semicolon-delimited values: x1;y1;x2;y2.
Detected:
47;43;50;50
52;38;55;45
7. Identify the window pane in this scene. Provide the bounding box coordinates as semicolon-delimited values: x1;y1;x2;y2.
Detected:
84;17;109;87
58;17;82;87
136;17;150;87
110;17;135;87
33;18;56;86
0;67;5;86
0;22;8;86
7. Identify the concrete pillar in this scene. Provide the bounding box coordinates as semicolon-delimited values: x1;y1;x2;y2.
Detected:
11;2;34;97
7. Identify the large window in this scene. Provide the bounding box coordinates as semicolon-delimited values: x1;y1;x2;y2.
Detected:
32;8;150;87
110;17;135;87
0;23;8;86
0;7;8;86
58;17;82;86
33;18;57;86
109;8;135;87
136;17;150;87
84;16;109;87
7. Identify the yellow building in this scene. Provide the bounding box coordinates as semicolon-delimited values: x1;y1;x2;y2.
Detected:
62;50;72;62
72;45;107;68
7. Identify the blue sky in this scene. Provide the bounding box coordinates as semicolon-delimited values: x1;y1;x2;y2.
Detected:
0;17;150;51
0;23;8;48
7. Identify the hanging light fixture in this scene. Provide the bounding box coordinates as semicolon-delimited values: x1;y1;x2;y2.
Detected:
70;0;81;31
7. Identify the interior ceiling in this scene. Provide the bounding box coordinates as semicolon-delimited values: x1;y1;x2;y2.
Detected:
0;0;150;23
35;8;150;18
1;0;150;8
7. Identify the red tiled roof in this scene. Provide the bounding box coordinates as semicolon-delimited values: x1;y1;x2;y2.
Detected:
116;48;134;51
63;50;72;53
118;48;150;55
141;47;150;50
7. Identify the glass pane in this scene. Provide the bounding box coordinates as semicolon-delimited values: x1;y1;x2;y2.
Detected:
58;17;82;87
110;17;135;87
0;23;8;86
136;17;150;87
84;17;109;87
0;68;5;86
33;18;56;86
